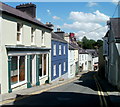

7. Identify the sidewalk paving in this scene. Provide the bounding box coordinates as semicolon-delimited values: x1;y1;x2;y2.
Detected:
96;74;120;107
0;71;88;104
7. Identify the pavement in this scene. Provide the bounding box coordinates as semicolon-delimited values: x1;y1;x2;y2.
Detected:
96;74;120;107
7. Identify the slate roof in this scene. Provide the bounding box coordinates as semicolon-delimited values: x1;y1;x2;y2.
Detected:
51;32;68;43
110;18;120;39
0;2;52;31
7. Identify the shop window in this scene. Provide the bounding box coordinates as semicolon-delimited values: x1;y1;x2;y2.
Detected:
11;56;26;85
43;54;46;75
39;54;42;77
38;54;47;77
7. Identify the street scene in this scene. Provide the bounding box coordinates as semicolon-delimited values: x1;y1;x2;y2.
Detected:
0;1;120;107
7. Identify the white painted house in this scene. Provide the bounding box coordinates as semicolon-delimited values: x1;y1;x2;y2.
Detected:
79;49;98;71
0;2;52;94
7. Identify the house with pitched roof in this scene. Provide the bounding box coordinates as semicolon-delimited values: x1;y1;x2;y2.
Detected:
103;18;120;90
50;28;68;82
0;2;52;94
64;33;79;78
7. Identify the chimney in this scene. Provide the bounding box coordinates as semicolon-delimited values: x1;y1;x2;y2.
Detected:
45;22;54;29
16;3;36;18
57;28;61;32
54;28;65;39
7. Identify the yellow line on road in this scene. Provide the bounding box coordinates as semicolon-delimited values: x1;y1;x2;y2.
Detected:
0;77;79;105
94;75;108;107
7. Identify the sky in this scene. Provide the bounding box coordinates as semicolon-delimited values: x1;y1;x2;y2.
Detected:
3;1;119;41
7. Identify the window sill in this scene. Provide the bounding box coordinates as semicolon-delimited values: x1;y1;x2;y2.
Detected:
11;81;27;89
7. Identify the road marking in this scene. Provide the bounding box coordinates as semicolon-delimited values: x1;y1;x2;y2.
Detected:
0;77;79;105
94;75;108;107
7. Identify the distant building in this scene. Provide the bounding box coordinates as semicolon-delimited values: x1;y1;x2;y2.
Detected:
103;18;120;90
0;2;52;94
79;49;98;71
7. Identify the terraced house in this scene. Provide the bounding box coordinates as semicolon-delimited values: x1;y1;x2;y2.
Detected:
0;2;52;94
51;28;68;82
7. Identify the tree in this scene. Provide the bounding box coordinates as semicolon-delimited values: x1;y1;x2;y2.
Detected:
96;40;103;48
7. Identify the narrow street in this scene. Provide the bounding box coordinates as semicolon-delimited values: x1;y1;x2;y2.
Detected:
2;71;112;106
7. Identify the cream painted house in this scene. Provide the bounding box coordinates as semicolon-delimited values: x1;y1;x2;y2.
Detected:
64;33;79;78
0;2;52;94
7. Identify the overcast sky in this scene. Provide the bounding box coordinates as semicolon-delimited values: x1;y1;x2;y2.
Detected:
4;1;119;41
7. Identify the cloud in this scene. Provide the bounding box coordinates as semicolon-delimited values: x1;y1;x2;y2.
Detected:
52;16;61;20
47;9;51;15
69;10;109;23
87;2;98;7
61;10;109;41
75;26;108;41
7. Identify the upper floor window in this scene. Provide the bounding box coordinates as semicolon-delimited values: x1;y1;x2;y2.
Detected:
53;44;56;56
31;27;35;45
42;31;45;46
63;46;66;55
59;45;62;55
17;23;23;44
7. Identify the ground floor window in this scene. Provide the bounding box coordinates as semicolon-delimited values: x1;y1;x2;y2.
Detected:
11;56;26;85
64;62;66;71
53;64;56;76
39;54;47;77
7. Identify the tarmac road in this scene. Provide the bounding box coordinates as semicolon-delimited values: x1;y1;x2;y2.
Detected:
2;71;112;106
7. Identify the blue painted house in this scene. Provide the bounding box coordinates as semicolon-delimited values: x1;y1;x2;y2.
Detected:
51;29;68;81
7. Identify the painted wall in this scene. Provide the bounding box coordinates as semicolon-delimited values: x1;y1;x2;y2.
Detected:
0;14;51;94
51;40;68;81
68;50;75;78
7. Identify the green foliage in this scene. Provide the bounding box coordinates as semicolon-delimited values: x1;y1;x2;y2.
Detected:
78;36;103;49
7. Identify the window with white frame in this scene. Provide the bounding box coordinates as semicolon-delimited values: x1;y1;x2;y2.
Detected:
64;62;66;71
41;31;45;46
31;27;35;45
59;63;61;76
53;44;56;56
39;54;47;77
53;64;56;76
63;45;66;55
11;56;26;85
17;23;23;43
59;45;62;55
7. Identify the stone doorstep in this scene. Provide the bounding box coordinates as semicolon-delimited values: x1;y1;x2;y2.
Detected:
1;76;78;102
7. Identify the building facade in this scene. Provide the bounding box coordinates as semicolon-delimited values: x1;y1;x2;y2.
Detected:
51;31;68;82
103;18;120;90
0;3;52;94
